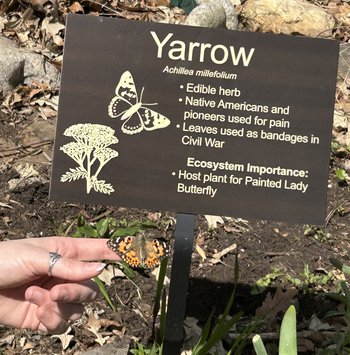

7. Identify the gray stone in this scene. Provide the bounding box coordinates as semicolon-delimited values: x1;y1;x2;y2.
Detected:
0;35;60;96
79;340;129;355
241;0;335;38
185;0;238;30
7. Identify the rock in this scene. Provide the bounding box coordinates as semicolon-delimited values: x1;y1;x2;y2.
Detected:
79;339;129;355
0;35;60;96
185;0;238;30
241;0;335;38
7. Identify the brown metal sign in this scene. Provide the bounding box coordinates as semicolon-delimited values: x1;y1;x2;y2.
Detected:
50;14;339;224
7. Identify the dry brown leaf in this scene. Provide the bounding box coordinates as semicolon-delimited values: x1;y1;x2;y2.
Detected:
196;230;205;246
209;243;237;264
41;17;65;38
98;264;125;285
86;309;110;346
195;243;207;261
21;0;49;7
147;211;161;222
51;326;74;351
309;314;333;331
255;286;298;323
69;2;84;13
3;91;23;109
145;0;170;6
0;334;15;346
335;4;350;26
204;215;224;229
223;225;240;233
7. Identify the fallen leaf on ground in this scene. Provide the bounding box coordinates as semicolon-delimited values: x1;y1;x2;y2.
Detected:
86;308;110;346
309;314;333;331
204;215;224;229
209;243;237;265
98;265;125;285
255;286;298;323
51;326;74;351
15;163;39;178
152;267;170;284
195;243;206;262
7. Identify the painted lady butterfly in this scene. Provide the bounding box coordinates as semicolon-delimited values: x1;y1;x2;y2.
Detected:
108;70;171;135
107;234;170;269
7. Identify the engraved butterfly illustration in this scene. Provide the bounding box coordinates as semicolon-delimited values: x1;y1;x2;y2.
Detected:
107;234;170;269
108;71;171;135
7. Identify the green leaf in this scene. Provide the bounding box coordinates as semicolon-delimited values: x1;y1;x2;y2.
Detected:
112;226;141;237
279;305;297;355
119;261;135;278
197;311;243;355
192;309;214;354
96;218;110;237
140;220;159;229
93;277;116;312
252;334;268;355
73;224;98;237
153;258;168;325
329;257;350;276
158;289;167;342
336;169;348;181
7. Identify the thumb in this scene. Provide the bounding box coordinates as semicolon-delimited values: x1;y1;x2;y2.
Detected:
48;256;106;281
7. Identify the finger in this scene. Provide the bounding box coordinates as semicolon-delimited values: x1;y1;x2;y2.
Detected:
57;302;85;321
48;256;106;281
36;304;69;334
26;286;85;322
25;237;121;261
50;280;99;303
25;285;51;305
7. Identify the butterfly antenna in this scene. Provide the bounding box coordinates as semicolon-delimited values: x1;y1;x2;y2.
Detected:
140;86;158;106
140;87;144;102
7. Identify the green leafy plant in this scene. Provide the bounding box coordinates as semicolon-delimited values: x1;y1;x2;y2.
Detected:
252;265;333;294
130;342;162;355
72;214;170;354
304;225;333;243
72;216;160;308
192;252;258;355
253;305;297;355
318;257;350;353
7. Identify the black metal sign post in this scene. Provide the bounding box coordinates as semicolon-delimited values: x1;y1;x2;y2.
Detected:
163;213;196;354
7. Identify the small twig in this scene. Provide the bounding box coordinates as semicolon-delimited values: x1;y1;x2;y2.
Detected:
0;139;53;153
0;139;54;158
90;210;114;222
325;200;348;226
229;329;336;341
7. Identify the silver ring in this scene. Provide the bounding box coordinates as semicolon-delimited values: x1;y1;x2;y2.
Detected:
48;252;62;277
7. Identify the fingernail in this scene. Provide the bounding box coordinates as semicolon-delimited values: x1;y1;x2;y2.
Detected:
84;262;106;272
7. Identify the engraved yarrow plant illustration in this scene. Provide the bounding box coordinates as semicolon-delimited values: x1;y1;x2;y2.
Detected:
60;123;119;194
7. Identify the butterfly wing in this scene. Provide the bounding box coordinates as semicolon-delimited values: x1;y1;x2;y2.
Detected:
144;238;170;269
107;236;142;268
121;112;144;135
138;107;171;131
108;71;138;118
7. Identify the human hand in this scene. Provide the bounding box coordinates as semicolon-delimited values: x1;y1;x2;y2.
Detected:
0;237;120;334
